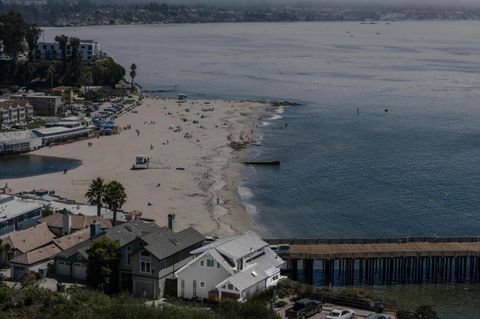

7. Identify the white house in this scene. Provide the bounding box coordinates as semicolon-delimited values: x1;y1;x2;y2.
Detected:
35;40;101;62
175;231;285;302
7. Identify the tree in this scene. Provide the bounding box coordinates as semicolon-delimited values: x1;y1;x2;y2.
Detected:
54;34;68;69
87;237;120;294
85;177;105;217
0;11;28;76
0;239;12;267
47;63;55;88
25;24;41;63
42;203;54;217
103;181;127;226
129;63;136;91
63;37;82;86
82;70;93;108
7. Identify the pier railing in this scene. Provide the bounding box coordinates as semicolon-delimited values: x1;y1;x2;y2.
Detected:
264;236;480;245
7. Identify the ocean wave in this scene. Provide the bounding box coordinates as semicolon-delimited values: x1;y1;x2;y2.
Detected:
268;114;283;121
238;185;259;217
238;185;254;200
276;106;285;114
262;121;272;126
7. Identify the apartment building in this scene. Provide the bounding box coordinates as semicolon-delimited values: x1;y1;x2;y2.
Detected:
0;99;34;127
35;40;101;62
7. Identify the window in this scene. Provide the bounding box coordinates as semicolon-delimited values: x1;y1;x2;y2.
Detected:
200;281;205;288
207;259;214;267
217;262;220;268
180;280;185;298
200;260;204;267
227;283;234;290
192;280;197;298
159;260;166;270
126;247;131;266
140;251;151;273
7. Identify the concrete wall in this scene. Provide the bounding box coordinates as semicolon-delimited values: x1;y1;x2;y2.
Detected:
176;253;231;300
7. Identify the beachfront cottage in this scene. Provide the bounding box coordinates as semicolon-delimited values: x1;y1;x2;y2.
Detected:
174;231;285;302
54;219;205;299
54;220;160;284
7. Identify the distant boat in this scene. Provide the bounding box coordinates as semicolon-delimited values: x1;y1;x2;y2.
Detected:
384;108;389;113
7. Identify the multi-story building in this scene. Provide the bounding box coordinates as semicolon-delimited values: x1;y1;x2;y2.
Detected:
0;99;34;127
0;130;42;154
175;231;285;302
0;195;44;237
11;93;63;116
35;40;101;62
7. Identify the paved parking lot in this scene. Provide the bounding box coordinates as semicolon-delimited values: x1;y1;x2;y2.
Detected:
277;302;396;319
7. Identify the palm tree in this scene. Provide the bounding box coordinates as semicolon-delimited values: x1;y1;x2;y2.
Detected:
47;63;55;89
129;63;137;92
54;34;69;69
103;181;127;226
85;177;105;217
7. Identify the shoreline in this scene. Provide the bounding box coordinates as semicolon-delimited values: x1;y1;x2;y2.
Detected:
4;97;270;237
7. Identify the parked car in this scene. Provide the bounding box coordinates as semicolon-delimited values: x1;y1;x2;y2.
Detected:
365;314;391;319
285;299;322;319
326;309;355;319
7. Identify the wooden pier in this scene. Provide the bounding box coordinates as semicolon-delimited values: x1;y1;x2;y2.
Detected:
265;236;480;286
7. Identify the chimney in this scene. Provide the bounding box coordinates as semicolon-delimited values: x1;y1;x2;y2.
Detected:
90;223;101;238
62;211;72;235
168;213;175;231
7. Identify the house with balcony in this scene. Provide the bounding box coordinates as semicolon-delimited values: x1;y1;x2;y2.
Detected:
53;217;205;298
0;99;34;128
35;40;101;62
174;231;285;302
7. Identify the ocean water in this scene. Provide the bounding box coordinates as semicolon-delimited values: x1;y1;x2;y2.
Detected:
43;21;480;317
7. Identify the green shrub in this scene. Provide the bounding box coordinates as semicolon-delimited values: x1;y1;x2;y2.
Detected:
275;300;288;308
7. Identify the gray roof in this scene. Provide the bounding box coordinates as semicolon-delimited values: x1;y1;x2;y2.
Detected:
56;237;93;260
105;220;161;247
56;220;160;260
56;221;203;262
191;231;267;260
142;227;205;261
217;247;285;291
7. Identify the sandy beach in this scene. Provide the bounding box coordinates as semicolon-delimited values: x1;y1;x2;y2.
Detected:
6;97;268;236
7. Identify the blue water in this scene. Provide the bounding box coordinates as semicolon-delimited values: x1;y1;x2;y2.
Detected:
246;101;480;238
0;155;82;179
42;21;480;317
